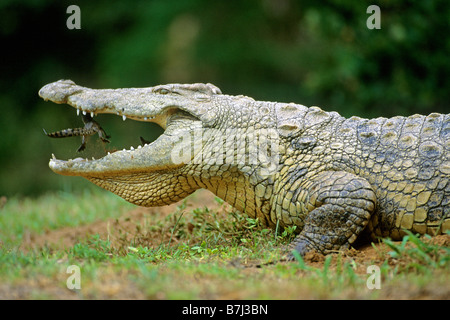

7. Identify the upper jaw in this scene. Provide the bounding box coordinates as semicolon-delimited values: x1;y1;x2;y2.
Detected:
38;80;221;127
38;79;171;128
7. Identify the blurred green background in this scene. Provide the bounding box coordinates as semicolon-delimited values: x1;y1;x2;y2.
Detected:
1;0;449;196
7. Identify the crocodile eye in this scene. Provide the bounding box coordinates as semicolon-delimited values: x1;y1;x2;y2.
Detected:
155;88;170;95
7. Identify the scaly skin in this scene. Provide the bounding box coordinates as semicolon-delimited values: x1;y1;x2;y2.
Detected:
39;80;450;256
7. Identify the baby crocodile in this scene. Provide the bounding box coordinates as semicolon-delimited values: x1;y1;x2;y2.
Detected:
43;113;110;152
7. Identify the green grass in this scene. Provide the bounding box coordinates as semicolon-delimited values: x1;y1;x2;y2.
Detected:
382;230;450;274
123;201;294;263
0;189;448;299
0;188;135;247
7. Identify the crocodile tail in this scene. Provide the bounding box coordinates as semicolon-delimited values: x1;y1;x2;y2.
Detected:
43;127;88;138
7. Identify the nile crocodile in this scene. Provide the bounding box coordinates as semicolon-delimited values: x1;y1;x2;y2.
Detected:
43;113;110;152
39;80;450;256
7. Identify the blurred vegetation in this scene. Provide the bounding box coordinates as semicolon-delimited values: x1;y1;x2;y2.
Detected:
0;0;449;196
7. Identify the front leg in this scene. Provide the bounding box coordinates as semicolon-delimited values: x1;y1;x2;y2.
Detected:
289;171;376;257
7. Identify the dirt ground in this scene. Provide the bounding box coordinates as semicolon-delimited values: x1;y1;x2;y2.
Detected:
22;190;449;264
15;190;450;299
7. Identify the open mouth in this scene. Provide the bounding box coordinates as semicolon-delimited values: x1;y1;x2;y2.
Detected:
47;109;164;156
46;106;198;177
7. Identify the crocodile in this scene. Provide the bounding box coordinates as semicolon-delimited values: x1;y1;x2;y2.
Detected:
43;113;110;152
38;79;450;256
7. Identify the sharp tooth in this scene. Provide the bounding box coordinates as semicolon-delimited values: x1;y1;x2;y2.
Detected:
138;145;142;149
122;115;127;121
92;157;95;160
82;110;86;115
90;112;94;117
130;146;134;151
144;117;148;121
123;148;126;151
52;153;56;160
107;152;111;155
77;109;80;116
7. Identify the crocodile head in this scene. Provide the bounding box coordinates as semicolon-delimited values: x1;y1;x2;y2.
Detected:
39;80;278;208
